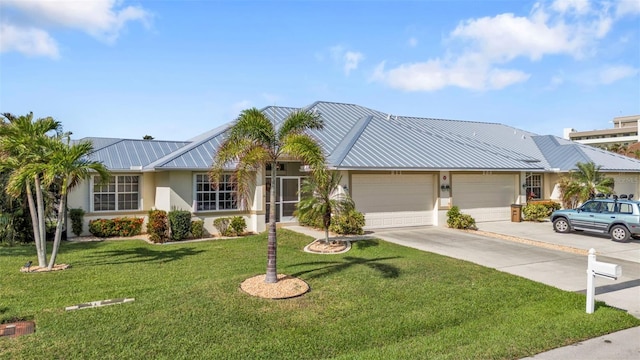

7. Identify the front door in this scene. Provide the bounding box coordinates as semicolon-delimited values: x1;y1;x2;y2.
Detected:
265;176;301;223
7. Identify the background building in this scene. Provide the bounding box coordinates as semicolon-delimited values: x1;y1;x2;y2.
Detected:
564;115;640;148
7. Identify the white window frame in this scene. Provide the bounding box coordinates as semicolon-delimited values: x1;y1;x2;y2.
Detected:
524;173;543;200
91;175;141;212
193;173;238;212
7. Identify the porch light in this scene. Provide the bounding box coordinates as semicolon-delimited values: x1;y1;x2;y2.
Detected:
440;184;450;191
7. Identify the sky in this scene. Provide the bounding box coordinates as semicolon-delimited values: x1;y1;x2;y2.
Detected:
1;0;639;141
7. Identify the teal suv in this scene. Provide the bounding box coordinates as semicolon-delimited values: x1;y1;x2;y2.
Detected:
551;197;640;242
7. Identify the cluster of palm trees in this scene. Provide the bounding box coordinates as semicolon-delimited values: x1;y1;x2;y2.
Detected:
0;112;109;270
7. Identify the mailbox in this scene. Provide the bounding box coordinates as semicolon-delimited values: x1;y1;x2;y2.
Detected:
591;260;622;280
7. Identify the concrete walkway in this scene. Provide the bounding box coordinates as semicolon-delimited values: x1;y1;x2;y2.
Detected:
284;222;640;360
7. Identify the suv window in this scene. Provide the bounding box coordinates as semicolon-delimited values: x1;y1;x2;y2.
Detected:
617;203;634;214
601;202;615;213
581;201;601;213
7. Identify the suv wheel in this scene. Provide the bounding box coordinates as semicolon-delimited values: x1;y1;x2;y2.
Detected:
553;218;571;233
610;225;631;243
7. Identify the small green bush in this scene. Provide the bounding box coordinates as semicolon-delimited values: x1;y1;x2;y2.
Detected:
148;210;169;243
89;217;144;238
446;206;477;230
191;219;204;239
169;210;192;241
69;208;85;237
329;209;365;235
213;217;232;237
230;216;247;235
296;209;323;229
528;200;561;216
523;203;550;222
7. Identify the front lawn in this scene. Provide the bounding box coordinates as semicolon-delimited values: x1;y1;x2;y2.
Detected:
1;230;638;359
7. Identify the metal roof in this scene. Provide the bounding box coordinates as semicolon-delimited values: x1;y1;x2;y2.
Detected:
83;138;190;170
80;101;640;173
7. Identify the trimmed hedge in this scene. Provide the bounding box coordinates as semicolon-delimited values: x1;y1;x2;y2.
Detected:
148;210;169;243
69;208;85;237
89;217;144;238
524;200;561;221
169;210;191;241
191;219;204;239
213;216;247;237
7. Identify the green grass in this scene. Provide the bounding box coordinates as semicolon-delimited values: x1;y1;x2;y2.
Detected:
1;229;638;359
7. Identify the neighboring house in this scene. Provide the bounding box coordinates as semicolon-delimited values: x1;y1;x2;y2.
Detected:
563;114;640;148
67;101;640;237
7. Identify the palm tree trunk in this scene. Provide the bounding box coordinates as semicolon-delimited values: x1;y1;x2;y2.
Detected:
265;163;278;283
48;183;68;270
25;182;46;267
34;175;47;266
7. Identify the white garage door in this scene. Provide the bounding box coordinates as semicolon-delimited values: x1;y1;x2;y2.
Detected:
452;174;517;222
352;174;434;229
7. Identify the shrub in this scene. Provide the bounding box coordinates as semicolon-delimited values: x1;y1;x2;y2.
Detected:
230;216;247;235
191;219;204;239
296;209;323;229
89;218;143;238
168;210;192;241
446;206;477;230
528;200;561;215
329;209;365;235
69;208;85;237
213;217;232;237
148;210;169;243
523;203;550;222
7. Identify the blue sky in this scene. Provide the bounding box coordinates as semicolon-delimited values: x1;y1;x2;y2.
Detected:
1;0;639;141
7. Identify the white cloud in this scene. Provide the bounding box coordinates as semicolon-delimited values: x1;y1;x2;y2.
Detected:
0;0;151;58
372;1;630;92
615;0;640;17
344;51;364;75
0;22;59;58
330;45;364;75
407;37;418;47
598;65;639;84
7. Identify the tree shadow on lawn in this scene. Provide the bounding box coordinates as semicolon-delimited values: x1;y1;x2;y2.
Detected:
76;246;206;266
289;256;401;280
353;239;379;250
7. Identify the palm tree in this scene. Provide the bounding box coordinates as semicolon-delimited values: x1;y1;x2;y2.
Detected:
0;112;62;267
210;107;325;283
42;135;110;269
295;170;354;244
560;161;614;205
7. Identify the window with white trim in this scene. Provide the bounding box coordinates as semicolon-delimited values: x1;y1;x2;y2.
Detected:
195;174;237;211
93;175;140;211
524;174;542;200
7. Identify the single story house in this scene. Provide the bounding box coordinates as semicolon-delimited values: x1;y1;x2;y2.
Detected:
67;101;640;236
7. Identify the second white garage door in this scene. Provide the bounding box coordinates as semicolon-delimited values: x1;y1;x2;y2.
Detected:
351;174;434;229
452;174;517;222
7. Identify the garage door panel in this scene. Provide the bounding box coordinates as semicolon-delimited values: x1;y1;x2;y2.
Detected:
352;174;434;228
452;174;516;222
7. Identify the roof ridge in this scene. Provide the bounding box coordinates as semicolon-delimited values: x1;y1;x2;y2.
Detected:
327;115;374;167
145;123;231;170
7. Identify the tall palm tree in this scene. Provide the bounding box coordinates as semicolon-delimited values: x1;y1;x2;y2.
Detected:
210;107;325;283
295;170;354;244
42;136;110;269
0;112;62;267
561;161;614;205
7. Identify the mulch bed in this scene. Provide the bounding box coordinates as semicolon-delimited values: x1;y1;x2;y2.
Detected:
240;274;310;299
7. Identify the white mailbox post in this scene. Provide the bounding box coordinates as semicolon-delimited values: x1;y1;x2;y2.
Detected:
586;248;622;314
